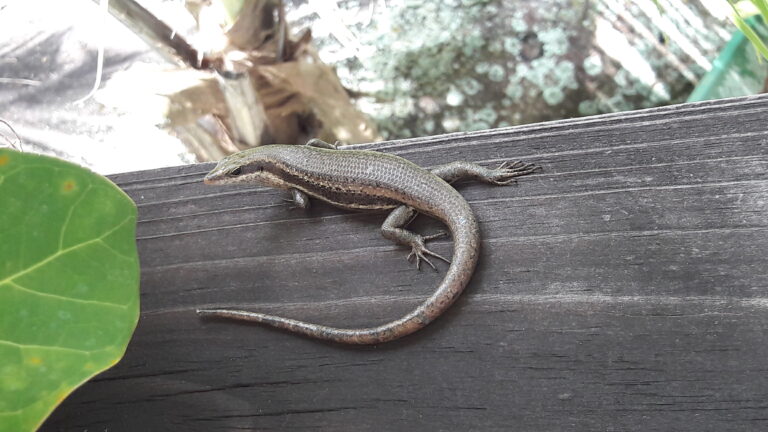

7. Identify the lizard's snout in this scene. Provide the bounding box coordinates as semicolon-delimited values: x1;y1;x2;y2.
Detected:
203;172;224;185
203;167;225;184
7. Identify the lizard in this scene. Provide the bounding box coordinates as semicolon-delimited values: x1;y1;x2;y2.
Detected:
197;139;539;344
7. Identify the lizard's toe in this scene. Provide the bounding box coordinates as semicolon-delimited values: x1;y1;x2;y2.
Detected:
407;238;450;272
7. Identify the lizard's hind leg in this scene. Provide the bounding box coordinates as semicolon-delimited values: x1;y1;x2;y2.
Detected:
381;205;449;271
431;160;540;185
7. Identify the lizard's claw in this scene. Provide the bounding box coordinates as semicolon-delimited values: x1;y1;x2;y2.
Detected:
487;161;541;185
406;233;451;271
281;198;302;210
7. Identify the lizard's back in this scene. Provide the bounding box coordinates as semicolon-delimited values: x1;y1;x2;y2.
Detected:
264;145;471;220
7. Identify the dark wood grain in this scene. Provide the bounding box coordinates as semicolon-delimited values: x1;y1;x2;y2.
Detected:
43;94;768;431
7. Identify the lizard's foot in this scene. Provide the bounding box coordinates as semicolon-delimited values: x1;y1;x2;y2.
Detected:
486;161;541;185
406;231;450;271
281;198;309;210
282;189;311;210
281;198;298;209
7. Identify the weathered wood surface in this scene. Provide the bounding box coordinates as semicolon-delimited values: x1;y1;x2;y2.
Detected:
43;94;768;431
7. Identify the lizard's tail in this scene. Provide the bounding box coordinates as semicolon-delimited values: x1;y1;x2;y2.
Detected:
197;214;480;344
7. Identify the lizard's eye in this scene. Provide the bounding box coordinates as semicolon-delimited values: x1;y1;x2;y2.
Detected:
229;167;242;176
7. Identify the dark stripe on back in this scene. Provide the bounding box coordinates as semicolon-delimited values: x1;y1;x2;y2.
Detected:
263;160;401;210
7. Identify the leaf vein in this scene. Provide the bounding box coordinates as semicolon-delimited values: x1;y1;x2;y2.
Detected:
0;215;135;285
96;239;133;260
58;183;94;250
5;281;128;309
0;339;92;355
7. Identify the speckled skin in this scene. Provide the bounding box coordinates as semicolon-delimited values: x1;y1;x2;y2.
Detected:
198;140;538;344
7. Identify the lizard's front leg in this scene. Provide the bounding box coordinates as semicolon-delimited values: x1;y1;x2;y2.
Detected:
431;160;540;185
381;205;450;271
305;138;340;150
283;188;310;209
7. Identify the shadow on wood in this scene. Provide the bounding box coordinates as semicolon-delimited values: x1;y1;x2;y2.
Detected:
43;94;768;431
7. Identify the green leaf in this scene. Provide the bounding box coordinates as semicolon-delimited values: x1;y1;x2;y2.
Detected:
730;0;768;61
0;149;140;431
754;0;768;21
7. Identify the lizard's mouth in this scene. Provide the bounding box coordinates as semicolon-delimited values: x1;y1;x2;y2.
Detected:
203;173;226;185
203;167;228;184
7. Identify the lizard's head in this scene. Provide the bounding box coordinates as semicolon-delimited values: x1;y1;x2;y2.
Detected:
204;146;291;188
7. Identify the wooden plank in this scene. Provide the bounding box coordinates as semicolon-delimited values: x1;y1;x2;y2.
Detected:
42;94;768;431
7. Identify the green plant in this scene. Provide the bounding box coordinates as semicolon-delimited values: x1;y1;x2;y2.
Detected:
0;149;140;431
728;0;768;60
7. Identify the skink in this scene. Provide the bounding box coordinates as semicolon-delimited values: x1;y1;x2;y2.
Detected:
197;139;538;344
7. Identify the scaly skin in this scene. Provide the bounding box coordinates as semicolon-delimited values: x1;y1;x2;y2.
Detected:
197;140;539;344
